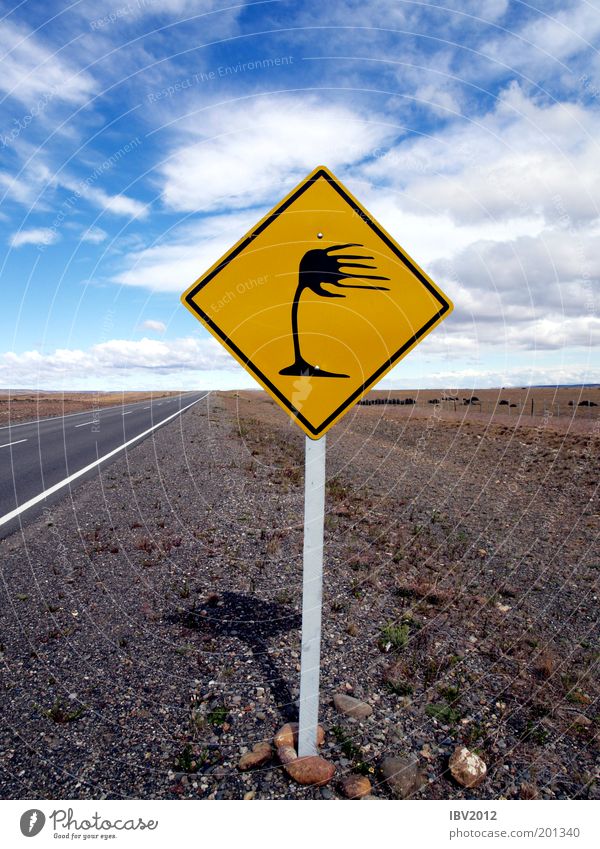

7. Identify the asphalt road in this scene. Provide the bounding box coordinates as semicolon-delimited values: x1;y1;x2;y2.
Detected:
0;392;207;539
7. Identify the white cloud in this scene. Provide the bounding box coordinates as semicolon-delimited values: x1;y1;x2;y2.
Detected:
113;211;257;291
0;20;95;107
2;334;596;393
60;173;149;219
10;227;59;248
381;361;598;390
0;161;54;206
507;316;600;350
485;1;600;69
158;97;396;213
0;336;238;387
363;82;600;227
114;85;600;368
460;0;508;20
80;226;108;244
87;187;148;218
0;157;147;220
140;319;166;333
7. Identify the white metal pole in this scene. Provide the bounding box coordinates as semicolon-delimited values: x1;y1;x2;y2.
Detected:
297;433;327;758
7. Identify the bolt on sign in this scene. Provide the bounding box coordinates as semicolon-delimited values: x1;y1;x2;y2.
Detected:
180;165;453;438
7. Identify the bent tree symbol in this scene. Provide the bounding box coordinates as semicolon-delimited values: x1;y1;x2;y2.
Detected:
279;243;390;378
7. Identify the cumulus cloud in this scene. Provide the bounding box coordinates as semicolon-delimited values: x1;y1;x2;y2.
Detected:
10;227;60;248
432;227;599;316
0;337;238;387
158;97;397;213
80;226;108;244
363;83;600;227
140;319;166;333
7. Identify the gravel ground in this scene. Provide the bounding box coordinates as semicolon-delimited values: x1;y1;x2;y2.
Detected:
0;391;598;800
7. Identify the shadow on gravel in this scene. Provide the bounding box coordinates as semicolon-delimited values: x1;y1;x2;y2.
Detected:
180;592;301;723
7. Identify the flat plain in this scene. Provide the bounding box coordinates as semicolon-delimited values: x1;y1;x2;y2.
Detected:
0;388;597;800
0;390;182;426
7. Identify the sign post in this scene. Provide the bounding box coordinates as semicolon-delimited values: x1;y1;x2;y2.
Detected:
297;434;327;756
180;165;453;767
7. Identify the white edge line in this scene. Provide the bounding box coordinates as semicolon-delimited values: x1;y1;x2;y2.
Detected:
0;438;28;449
74;421;95;428
0;392;199;430
0;396;203;528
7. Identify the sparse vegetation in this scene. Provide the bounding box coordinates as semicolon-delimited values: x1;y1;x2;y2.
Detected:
207;705;228;726
521;721;549;745
38;697;86;724
378;622;410;651
425;702;461;725
326;477;349;501
174;743;208;773
385;679;413;696
332;726;375;777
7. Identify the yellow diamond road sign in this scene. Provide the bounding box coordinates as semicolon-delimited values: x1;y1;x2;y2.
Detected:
181;165;453;438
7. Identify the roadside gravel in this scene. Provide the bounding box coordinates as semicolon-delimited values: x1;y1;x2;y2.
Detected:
0;391;597;800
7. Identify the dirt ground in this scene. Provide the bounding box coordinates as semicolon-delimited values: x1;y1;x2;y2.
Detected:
0;391;183;426
361;386;600;426
0;389;597;800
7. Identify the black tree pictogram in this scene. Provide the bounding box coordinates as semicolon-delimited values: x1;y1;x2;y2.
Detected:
279;243;390;378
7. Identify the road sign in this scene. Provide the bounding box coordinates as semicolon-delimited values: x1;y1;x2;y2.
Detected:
180;165;454;770
181;165;453;439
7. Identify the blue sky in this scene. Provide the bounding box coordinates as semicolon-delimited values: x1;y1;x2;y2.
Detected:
0;0;598;391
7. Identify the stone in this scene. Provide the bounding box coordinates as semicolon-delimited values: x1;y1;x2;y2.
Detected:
449;746;487;788
333;693;373;720
276;745;298;765
274;722;325;749
342;773;372;799
284;755;336;786
381;756;427;799
238;742;272;771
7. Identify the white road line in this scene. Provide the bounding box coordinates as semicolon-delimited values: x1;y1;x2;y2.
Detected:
122;411;133;416
143;406;150;409
0;396;203;528
0;393;198;430
74;421;95;428
0;438;28;449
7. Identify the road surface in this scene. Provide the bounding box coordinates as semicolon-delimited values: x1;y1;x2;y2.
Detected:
0;392;207;539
